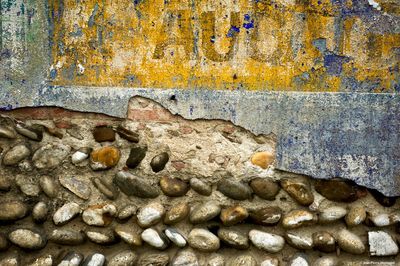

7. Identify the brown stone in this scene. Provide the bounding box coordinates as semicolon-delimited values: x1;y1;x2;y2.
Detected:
15;123;44;141
0;176;11;191
45;126;64;139
126;146;147;169
0;201;28;221
369;189;397;207
160;176;189;197
249;206;282;225
115;225;142;247
138;253;169;266
190;178;212;196
0;126;17;139
114;171;160;198
0;234;8;251
345;206;366;226
312;231;336;253
93;126;115;142
164;202;190;225
82;204;116;226
314;179;365;202
92;177;119;200
220;205;248;226
2;144;31;166
90;146;121;170
217;178;252;200
251;151;274;169
59;176;91;200
116;125;139;142
249;177;280;200
217;228;249;250
280;177;314;206
337;229;365;255
190;202;221;224
150;152;169;172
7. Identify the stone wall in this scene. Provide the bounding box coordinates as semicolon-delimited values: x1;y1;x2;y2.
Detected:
0;97;399;266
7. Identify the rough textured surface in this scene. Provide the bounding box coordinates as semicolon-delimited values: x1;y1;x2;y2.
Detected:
1;0;400;196
1;88;400;196
47;1;400;91
0;104;399;265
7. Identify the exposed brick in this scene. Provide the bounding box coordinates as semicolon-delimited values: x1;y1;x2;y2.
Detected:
180;125;193;134
127;108;178;122
54;120;73;129
0;107;121;121
172;161;186;171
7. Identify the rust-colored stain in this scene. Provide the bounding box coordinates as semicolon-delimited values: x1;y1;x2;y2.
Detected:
49;0;400;92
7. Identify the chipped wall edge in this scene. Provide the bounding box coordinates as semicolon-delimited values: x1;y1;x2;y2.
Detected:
0;85;399;197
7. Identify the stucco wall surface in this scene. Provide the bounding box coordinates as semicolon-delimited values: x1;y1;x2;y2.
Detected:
0;0;400;196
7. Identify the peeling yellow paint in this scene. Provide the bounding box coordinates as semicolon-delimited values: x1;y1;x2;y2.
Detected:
49;0;400;91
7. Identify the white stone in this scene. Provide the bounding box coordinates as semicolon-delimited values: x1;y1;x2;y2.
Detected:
319;206;347;223
369;213;400;227
118;204;137;220
249;230;285;253
207;255;225;266
260;257;279;266
368;231;399;256
8;229;45;249
0;126;17;139
57;252;83;266
313;256;338;266
53;203;81;225
165;228;187;247
172;250;199;266
2;144;31;165
0;256;19;266
15;175;40;197
230;255;257;266
188;229;220;252
39;175;58;198
289;254;309;266
141;228;167;249
109;251;137;266
28;255;53;266
282;210;316;229
190;202;221;224
85;253;105;266
86;231;115;244
32;143;71;169
286;231;313;250
32;201;48;222
337;229;365;255
137;202;165;227
82;204;117;226
71;151;89;164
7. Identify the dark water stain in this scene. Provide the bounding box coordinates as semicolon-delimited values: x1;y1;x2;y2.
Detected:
324;54;350;76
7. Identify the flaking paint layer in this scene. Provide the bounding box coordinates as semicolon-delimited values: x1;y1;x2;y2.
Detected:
49;0;400;92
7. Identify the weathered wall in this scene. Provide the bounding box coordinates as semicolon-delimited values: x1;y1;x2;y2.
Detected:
0;1;400;195
48;0;400;92
0;98;399;265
